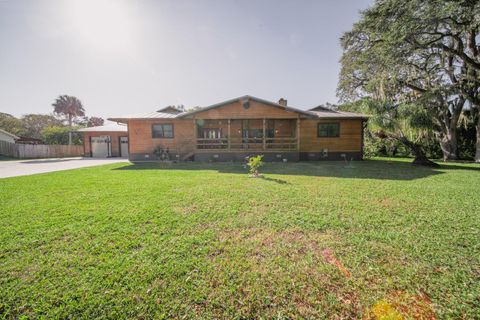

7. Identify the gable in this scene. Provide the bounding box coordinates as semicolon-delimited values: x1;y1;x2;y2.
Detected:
181;96;313;119
157;106;184;114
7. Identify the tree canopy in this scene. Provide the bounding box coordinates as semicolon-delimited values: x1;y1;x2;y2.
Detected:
338;0;480;162
0;95;102;145
52;95;85;127
21;114;63;139
0;113;24;136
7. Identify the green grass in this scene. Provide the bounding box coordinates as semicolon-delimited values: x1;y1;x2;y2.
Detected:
0;159;479;319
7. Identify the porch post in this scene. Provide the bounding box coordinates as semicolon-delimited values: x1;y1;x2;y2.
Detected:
262;118;266;151
297;117;300;151
227;119;231;151
193;119;197;150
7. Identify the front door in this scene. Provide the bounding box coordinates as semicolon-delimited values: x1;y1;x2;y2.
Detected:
120;136;129;158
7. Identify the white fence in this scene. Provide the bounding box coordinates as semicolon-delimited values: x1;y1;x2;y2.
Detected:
0;141;83;158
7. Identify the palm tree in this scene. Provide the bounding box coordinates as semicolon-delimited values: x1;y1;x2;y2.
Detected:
363;99;439;167
52;95;85;145
52;95;85;127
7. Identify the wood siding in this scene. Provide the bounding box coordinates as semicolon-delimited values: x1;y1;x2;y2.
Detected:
299;119;363;152
190;100;302;119
122;100;364;159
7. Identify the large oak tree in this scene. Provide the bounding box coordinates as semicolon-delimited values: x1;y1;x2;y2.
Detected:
338;0;480;161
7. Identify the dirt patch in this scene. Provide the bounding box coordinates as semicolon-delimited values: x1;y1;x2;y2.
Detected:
364;290;436;320
173;205;198;215
199;228;360;318
372;197;396;208
214;228;337;264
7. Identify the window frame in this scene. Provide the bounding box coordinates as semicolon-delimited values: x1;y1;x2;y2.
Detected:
200;128;223;139
317;122;340;138
152;123;174;139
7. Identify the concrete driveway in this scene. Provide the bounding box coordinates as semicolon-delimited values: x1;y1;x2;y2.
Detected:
0;157;128;179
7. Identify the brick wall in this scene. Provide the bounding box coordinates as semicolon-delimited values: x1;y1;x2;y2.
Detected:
83;132;127;157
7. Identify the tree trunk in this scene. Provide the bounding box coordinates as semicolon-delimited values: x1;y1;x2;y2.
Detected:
475;116;480;163
68;114;73;145
439;128;458;161
433;97;464;161
374;130;438;167
397;136;439;167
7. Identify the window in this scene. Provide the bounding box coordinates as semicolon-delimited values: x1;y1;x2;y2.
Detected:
201;128;222;139
317;123;340;137
242;119;264;138
152;124;174;138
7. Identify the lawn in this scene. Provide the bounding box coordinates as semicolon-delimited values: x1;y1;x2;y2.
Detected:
0;159;479;319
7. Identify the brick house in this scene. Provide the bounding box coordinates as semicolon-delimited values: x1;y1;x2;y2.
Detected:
82;95;367;161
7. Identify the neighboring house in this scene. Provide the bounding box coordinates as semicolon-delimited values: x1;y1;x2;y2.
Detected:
85;95;366;162
0;129;19;144
78;123;128;158
15;137;44;144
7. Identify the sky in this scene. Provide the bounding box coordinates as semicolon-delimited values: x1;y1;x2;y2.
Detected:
0;0;372;121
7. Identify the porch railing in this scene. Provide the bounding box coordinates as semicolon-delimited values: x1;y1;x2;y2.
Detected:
196;137;297;151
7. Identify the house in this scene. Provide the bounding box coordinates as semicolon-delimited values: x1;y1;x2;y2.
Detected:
82;95;367;161
15;137;44;144
0;129;19;144
78;123;128;158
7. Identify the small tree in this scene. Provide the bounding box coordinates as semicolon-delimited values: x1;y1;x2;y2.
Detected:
364;99;439;167
246;155;264;177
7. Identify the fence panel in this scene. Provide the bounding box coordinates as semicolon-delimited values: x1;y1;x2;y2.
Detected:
0;142;83;158
0;141;18;157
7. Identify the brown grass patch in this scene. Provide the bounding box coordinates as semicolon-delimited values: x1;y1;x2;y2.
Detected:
198;227;361;318
372;197;396;208
364;290;436;320
173;205;198;215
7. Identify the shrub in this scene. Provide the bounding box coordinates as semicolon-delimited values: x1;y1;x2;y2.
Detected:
153;145;170;160
246;155;264;177
42;126;82;145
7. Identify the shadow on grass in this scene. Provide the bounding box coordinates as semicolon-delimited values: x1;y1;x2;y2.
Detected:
20;157;123;164
20;159;73;164
436;163;480;171
259;176;289;184
110;159;480;180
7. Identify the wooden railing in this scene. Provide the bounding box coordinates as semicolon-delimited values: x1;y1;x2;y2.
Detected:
196;137;297;151
196;138;229;149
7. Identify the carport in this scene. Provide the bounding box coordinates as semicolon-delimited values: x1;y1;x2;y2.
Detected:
78;123;128;158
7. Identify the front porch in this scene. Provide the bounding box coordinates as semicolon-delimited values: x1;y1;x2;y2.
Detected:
195;119;299;151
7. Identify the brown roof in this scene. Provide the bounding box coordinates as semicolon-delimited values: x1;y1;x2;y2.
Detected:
108;95;368;122
15;137;44;144
308;109;368;119
178;95;316;118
